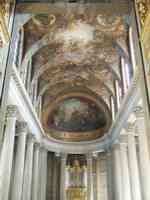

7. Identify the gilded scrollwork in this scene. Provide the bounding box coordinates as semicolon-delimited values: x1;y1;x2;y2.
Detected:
136;0;150;26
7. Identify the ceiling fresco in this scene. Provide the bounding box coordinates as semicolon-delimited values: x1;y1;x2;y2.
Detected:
47;97;107;132
21;4;129;142
42;88;112;141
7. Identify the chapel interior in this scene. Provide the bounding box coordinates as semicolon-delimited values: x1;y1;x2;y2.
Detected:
0;0;150;200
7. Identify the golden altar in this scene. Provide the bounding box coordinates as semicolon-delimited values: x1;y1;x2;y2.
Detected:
66;187;87;200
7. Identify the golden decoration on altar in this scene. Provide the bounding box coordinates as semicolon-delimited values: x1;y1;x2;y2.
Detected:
66;160;87;200
66;187;87;200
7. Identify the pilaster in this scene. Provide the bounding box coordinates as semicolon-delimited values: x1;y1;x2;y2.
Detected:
134;106;150;200
0;105;17;200
126;122;142;200
11;121;28;200
22;134;35;200
60;153;67;200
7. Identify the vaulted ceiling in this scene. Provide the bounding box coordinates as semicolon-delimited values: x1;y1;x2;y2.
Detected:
20;3;130;142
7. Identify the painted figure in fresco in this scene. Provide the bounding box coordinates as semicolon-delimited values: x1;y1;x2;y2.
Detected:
49;98;106;132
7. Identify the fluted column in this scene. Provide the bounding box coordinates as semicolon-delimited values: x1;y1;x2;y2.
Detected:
106;151;113;200
112;144;122;200
60;154;67;200
126;123;142;200
120;141;132;200
22;134;35;200
87;154;93;200
39;147;48;200
32;143;40;200
0;105;17;200
11;121;28;200
93;156;97;200
134;106;150;200
96;155;100;200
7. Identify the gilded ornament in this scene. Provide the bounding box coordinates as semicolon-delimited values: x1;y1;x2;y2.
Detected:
136;0;150;26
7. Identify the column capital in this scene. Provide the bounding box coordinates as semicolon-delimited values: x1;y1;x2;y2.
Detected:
61;153;67;160
34;142;41;149
112;142;120;150
6;105;18;118
16;121;28;134
40;146;48;153
134;106;144;119
27;134;36;144
86;153;93;160
125;122;135;133
55;152;61;157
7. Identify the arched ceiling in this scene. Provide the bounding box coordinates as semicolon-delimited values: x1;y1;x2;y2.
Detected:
21;3;129;142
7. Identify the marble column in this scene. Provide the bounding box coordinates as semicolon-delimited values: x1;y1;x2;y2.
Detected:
106;151;113;200
22;134;35;200
0;105;17;200
32;143;40;200
87;154;93;200
60;154;67;200
96;154;101;200
39;147;48;200
126;123;142;200
134;106;150;200
92;157;97;200
112;144;122;200
119;141;132;200
53;154;58;200
11;121;28;200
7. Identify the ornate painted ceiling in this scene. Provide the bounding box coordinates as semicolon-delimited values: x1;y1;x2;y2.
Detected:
21;3;129;142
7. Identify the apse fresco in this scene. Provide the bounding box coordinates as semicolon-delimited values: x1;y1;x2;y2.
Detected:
48;97;107;132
